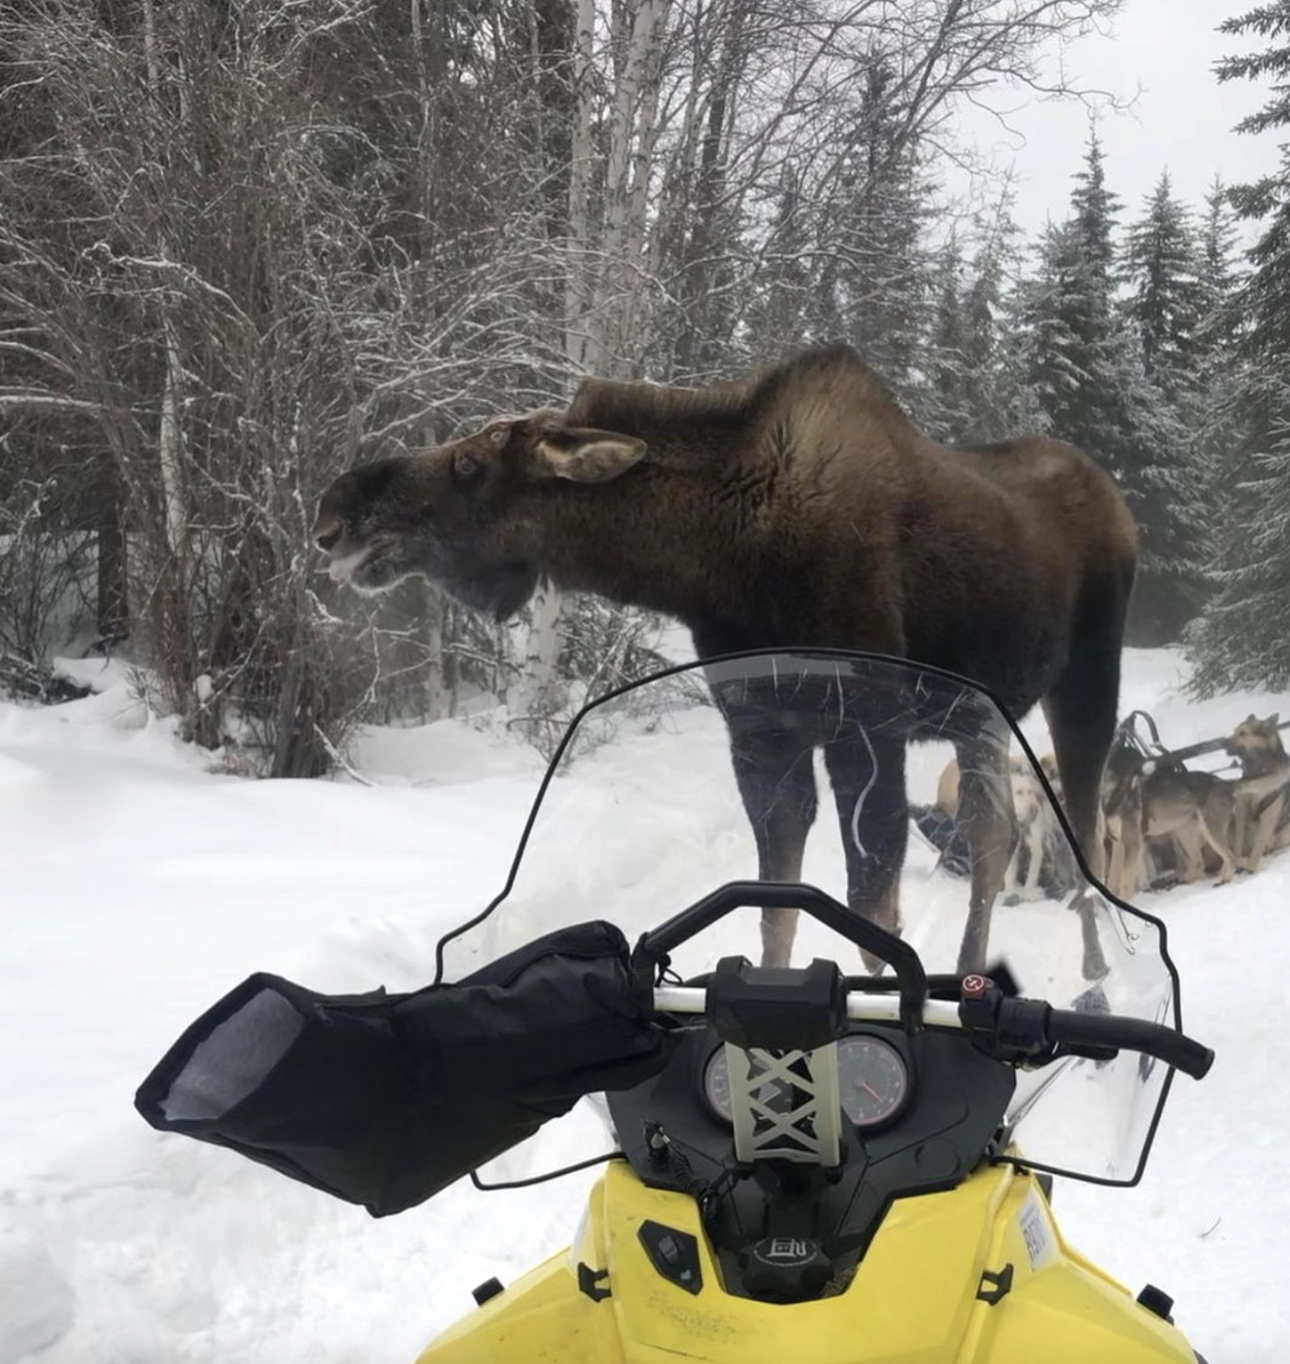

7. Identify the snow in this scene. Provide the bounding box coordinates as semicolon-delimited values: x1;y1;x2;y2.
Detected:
2;646;1287;1363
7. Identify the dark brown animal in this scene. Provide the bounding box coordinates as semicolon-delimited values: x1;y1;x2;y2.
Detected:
313;346;1137;980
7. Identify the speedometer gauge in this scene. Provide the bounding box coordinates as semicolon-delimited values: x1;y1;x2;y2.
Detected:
836;1035;909;1129
703;1035;910;1131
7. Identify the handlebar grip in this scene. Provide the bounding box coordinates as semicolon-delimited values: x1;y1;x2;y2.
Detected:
1045;1009;1214;1080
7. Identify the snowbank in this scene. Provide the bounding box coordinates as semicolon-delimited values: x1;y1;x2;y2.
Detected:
2;649;1286;1362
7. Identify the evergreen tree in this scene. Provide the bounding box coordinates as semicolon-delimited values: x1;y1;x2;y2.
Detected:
1027;132;1136;468
822;60;937;408
1189;2;1290;690
925;239;972;439
1197;178;1245;358
1025;132;1211;642
923;194;1038;443
1125;172;1205;393
961;191;1045;441
1190;180;1254;571
1122;171;1210;637
743;163;816;362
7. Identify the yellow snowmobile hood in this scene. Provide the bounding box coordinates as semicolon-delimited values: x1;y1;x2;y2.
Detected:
418;1159;1196;1363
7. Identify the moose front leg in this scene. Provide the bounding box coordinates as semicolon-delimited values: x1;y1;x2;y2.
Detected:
823;726;908;973
953;729;1017;976
726;721;819;968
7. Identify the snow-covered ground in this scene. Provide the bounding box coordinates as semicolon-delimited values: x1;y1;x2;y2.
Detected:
2;647;1287;1362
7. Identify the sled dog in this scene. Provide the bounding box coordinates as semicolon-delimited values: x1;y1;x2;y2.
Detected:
929;753;1073;898
1101;741;1148;902
1227;713;1290;872
1140;763;1237;886
1100;736;1239;894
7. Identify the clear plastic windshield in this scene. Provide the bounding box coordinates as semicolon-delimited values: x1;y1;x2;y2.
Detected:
440;650;1180;1185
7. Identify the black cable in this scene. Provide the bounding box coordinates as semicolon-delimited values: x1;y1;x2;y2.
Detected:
644;1121;738;1223
469;1150;627;1191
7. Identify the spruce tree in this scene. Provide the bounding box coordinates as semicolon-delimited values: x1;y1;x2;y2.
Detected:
1125;173;1205;392
947;190;1044;442
825;60;936;406
1027;132;1137;471
1023;132;1211;641
925;239;971;440
1189;2;1290;690
1190;180;1253;578
744;163;816;362
1122;172;1210;637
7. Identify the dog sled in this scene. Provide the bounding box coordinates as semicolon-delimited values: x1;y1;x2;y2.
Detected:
915;708;1290;904
1100;710;1290;896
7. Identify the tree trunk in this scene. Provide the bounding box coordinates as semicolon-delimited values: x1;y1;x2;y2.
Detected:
565;0;597;372
592;0;671;370
96;467;128;645
507;580;564;719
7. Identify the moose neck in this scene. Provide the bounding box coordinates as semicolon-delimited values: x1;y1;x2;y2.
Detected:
538;457;754;636
533;356;914;649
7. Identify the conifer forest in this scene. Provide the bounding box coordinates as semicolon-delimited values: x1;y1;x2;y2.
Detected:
2;0;1289;774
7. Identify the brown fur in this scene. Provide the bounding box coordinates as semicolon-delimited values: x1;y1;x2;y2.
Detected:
1101;743;1240;895
1100;744;1149;901
1227;713;1290;872
937;753;1073;898
937;752;1061;822
1141;765;1237;885
315;345;1138;977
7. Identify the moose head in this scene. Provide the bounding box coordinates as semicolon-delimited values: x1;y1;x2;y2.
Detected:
312;413;647;619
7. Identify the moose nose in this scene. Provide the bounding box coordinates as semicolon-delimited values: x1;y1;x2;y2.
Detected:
313;514;343;552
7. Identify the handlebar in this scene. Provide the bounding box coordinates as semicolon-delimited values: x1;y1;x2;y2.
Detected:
1045;1008;1214;1080
654;985;963;1028
652;985;1214;1081
635;882;928;1031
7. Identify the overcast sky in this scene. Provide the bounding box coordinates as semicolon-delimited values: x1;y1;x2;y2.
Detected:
953;0;1284;236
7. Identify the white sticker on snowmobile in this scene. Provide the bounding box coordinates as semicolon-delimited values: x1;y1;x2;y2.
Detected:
1018;1192;1056;1271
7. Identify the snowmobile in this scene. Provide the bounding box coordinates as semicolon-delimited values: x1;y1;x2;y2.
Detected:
136;649;1214;1363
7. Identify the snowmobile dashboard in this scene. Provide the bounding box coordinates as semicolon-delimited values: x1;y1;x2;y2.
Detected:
606;955;1210;1302
606;1007;1016;1297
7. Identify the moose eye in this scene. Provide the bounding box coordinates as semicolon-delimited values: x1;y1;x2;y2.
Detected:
453;449;483;484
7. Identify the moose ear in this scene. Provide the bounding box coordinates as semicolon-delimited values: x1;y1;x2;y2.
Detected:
534;427;648;483
1270;712;1280;726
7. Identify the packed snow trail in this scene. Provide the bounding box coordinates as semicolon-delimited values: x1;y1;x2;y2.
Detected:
2;649;1287;1362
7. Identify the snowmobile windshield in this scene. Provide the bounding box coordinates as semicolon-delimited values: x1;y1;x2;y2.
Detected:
438;649;1182;1186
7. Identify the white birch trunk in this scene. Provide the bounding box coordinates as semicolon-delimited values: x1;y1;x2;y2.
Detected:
593;0;670;370
159;317;187;559
421;582;448;720
521;0;607;715
142;0;187;571
620;0;671;354
506;580;564;718
565;0;598;373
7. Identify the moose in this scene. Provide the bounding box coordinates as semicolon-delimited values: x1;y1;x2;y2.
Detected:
314;345;1137;981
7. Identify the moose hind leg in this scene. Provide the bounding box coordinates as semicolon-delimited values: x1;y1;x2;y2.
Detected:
728;722;819;968
953;730;1017;976
823;726;908;973
1042;644;1124;980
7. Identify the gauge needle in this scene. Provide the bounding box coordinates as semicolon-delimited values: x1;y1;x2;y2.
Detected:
859;1080;883;1102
